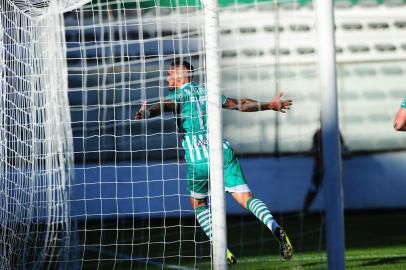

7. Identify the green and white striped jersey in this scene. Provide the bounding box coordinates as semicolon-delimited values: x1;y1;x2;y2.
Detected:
166;82;228;163
401;97;406;108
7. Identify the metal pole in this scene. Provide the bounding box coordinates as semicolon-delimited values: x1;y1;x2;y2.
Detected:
315;1;345;270
202;0;227;269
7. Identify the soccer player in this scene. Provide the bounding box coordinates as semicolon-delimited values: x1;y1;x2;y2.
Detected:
393;97;406;131
135;59;293;264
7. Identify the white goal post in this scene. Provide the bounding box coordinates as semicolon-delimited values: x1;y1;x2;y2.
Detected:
202;0;227;268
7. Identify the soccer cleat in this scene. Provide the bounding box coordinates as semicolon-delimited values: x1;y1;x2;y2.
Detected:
275;227;293;261
227;249;237;266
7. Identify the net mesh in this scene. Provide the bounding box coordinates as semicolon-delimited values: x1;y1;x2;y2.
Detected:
0;0;80;268
64;1;209;269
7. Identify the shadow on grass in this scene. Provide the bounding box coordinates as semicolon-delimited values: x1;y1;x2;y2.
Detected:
341;255;406;270
359;256;406;267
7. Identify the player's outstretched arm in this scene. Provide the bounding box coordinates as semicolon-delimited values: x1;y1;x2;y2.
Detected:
135;99;175;120
223;92;292;113
393;108;406;131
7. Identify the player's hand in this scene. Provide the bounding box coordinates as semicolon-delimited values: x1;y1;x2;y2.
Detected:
270;92;292;113
393;108;406;131
135;101;148;120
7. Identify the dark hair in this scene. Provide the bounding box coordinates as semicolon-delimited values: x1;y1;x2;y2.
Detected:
170;58;194;79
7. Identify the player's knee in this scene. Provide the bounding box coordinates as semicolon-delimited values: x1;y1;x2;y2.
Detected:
190;197;207;209
232;192;252;209
240;200;249;209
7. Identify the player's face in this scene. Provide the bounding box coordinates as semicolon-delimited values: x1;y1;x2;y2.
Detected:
167;65;190;91
166;66;177;91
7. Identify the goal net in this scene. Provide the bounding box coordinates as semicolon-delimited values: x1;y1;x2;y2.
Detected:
64;0;211;268
2;0;406;269
0;0;89;269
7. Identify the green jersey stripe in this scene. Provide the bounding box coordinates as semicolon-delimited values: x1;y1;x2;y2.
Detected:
199;134;209;158
192;96;205;129
192;135;202;161
184;136;195;162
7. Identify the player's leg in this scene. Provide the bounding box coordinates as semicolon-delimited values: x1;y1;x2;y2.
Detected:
187;162;212;238
223;143;293;260
230;193;293;261
231;192;279;232
223;145;281;234
232;192;293;260
190;196;211;239
190;196;237;265
187;162;237;265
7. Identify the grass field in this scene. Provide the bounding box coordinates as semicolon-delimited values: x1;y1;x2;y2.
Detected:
77;210;406;269
195;210;406;270
199;247;406;270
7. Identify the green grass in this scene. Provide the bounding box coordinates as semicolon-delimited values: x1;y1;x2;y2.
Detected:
189;210;406;270
198;246;406;270
76;210;406;269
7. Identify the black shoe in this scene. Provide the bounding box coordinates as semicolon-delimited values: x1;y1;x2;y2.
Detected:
227;249;237;266
275;227;293;261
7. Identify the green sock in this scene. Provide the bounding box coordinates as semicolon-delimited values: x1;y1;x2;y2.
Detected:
195;205;212;239
247;197;280;233
195;206;234;256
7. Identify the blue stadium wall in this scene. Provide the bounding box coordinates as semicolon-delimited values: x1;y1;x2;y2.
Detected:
70;151;406;219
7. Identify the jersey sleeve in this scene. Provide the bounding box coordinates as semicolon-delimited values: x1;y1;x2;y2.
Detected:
401;97;406;108
221;95;228;106
165;91;182;103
